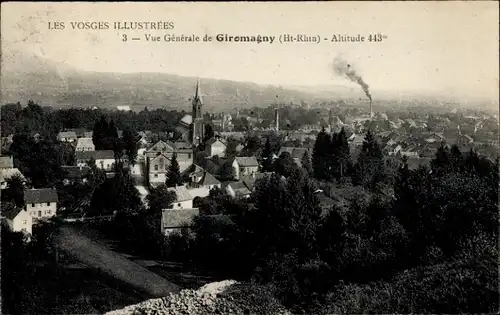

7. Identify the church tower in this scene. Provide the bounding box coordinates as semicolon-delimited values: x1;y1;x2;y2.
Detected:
191;78;204;146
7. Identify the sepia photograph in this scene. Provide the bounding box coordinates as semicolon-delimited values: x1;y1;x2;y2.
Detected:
0;2;499;314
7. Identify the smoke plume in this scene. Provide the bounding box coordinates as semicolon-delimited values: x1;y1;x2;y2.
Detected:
332;56;372;101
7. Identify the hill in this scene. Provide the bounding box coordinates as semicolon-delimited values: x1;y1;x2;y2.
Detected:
0;52;362;111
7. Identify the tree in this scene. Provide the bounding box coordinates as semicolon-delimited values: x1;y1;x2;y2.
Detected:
146;184;177;211
204;124;215;143
312;128;332;180
166;153;182;187
353;130;385;189
332;127;351;180
275;151;296;178
90;170;142;215
92;115;108;150
1;174;25;207
219;160;236;180
301;150;313;176
122;128;138;165
261;137;275;172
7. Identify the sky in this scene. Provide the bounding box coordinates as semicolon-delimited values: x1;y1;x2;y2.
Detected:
1;2;499;101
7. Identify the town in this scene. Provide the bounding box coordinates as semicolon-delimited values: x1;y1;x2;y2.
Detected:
1;77;498;314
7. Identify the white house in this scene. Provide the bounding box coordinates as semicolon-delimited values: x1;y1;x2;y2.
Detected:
75;137;95;152
57;131;78;143
3;206;33;235
232;156;259;180
205;136;227;157
167;186;194;209
76;150;118;171
148;153;170;188
24;188;58;221
182;164;222;190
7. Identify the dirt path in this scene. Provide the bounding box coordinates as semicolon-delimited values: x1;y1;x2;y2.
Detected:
55;226;180;299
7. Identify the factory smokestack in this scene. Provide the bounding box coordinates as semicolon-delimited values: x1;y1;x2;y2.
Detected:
332;56;373;118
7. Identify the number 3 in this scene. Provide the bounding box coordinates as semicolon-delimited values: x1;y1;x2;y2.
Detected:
122;34;127;42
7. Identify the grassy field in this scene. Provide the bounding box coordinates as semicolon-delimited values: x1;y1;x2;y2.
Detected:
55;226;180;299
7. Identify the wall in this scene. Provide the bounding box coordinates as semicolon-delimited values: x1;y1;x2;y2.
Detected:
209;142;226;157
171;199;193;210
26;202;57;220
12;210;33;234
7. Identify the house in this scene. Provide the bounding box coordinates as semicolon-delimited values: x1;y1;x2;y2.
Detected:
148;153;170;187
170;141;194;172
24;188;58;221
240;172;273;192
399;144;419;158
76;150;118;171
425;133;445;144
205;136;227;157
2;206;33;235
182;164;222;190
57;131;78;142
61;166;90;185
278;147;311;166
161;208;199;236
75;137;95;152
225;181;252;198
167;185;194;209
116;105;131;112
231;156;259;180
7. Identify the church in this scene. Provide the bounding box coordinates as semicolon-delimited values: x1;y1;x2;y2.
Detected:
176;78;205;146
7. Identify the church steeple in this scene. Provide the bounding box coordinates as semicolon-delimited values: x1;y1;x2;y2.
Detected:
191;78;204;145
193;78;203;105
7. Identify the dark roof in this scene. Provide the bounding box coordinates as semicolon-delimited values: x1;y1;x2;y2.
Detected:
206;137;227;146
228;181;252;196
24;188;58;204
199;171;221;186
2;205;23;220
234;156;259;167
0;156;14;168
62;166;91;179
279;147;310;160
162;208;199;228
76;150;115;160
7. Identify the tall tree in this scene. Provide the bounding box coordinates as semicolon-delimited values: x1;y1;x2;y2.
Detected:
146;184;177;211
261;137;275;172
122;129;138;165
301;150;313;176
166;153;182;187
1;175;25;207
312;128;332;180
275;151;296;178
204;124;215;143
333;127;351;180
353;130;384;189
92;115;108;150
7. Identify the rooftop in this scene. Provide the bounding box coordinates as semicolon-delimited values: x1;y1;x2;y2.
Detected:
162;208;199;229
24;188;58;204
76;150;115;160
167;186;193;202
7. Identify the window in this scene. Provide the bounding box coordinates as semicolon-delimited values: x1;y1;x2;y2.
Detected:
177;203;181;207
154;174;158;178
46;210;51;215
22;220;27;225
47;202;50;206
154;165;159;171
188;153;192;159
32;203;35;207
159;158;164;163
